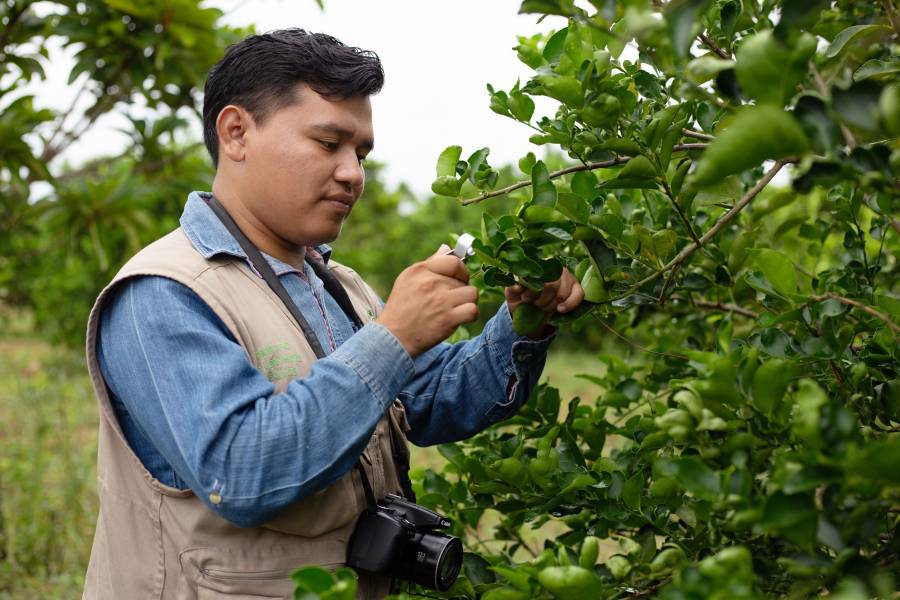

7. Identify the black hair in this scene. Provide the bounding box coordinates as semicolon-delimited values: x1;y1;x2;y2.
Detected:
202;28;384;166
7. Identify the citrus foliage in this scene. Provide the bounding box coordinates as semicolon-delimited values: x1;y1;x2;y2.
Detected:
0;0;248;343
405;1;899;598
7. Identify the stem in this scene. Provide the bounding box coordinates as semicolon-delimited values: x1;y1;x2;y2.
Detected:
699;32;730;59
459;144;709;205
810;293;900;339
617;161;786;298
682;128;714;141
669;297;759;318
883;0;900;35
661;177;701;247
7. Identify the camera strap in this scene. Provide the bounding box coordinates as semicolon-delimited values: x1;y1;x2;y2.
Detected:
207;195;411;509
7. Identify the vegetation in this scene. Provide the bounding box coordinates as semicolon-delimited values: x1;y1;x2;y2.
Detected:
390;1;900;598
2;0;899;599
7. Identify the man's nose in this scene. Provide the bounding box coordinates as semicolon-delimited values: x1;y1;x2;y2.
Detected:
334;152;365;189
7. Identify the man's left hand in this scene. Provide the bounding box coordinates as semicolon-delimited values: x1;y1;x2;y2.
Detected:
504;268;585;338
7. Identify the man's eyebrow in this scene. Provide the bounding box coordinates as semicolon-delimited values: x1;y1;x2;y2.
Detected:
309;123;374;151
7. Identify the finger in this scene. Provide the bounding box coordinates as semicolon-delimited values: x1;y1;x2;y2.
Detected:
431;243;451;257
558;280;585;313
505;284;525;303
446;285;478;306
448;302;479;325
533;282;561;311
425;254;469;283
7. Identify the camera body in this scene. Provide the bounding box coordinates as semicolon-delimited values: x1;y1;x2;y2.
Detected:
346;493;463;591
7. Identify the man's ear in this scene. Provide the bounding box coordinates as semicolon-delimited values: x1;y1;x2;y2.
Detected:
216;105;252;163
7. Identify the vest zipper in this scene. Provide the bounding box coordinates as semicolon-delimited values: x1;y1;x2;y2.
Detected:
201;567;295;581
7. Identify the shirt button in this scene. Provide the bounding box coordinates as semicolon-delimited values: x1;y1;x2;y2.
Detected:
514;352;531;363
209;491;222;505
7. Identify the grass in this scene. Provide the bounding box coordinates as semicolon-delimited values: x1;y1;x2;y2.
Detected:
0;339;98;599
0;333;603;599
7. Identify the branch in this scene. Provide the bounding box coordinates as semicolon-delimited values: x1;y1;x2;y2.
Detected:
618;161;786;297
459;144;709;205
699;32;730;59
811;293;900;339
682;128;714;141
669;297;760;318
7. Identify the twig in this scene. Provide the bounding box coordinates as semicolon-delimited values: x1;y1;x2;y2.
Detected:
596;318;690;360
670;297;759;318
884;0;900;34
459;143;709;205
699;33;730;59
682;128;714;141
617;161;786;298
811;293;900;339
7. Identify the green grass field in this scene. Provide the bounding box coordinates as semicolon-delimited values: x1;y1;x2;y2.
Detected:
0;334;603;599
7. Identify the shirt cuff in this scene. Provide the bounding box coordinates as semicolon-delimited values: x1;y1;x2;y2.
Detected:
329;322;415;411
484;304;556;418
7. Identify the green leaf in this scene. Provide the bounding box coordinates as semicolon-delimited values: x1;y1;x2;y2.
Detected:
751;248;798;297
556;192;591;223
692;105;808;186
833;80;885;132
431;175;461;197
824;24;891;60
791;379;827;449
531;161;558;206
735;30;815;106
685;55;735;84
661;456;721;501
618;155;657;180
536;74;584;106
508;89;535;121
665;0;713;58
751;359;795;416
436;145;462;177
793;94;841;155
854;59;900;82
761;492;817;548
570;170;598;199
847;437;900;484
292;566;339;593
519;152;537;175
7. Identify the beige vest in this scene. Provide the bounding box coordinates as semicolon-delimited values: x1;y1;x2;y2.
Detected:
83;228;411;600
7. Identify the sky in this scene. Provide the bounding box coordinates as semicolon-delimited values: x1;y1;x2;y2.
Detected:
32;0;568;198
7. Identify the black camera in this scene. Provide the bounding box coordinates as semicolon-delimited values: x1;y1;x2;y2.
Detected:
346;493;463;591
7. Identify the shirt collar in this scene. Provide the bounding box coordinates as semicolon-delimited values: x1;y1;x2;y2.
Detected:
180;191;333;275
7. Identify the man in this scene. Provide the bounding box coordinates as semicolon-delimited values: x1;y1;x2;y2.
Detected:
83;29;583;599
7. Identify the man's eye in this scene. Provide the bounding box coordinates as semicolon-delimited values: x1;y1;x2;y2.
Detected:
319;140;338;151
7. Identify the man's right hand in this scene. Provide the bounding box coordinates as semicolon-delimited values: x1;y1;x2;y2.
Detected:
376;244;479;357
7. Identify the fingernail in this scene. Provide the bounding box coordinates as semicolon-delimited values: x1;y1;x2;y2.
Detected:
557;304;568;313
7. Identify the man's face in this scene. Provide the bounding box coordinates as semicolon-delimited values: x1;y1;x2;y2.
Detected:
240;86;373;249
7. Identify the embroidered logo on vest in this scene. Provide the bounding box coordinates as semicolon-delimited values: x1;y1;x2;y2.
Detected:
255;342;302;380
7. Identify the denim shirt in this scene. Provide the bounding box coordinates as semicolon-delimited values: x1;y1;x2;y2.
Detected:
97;192;554;527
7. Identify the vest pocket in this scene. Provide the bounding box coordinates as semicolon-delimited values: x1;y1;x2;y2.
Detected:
180;546;342;599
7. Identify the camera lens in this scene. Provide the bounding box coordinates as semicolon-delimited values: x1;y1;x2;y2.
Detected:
397;532;463;591
435;537;463;590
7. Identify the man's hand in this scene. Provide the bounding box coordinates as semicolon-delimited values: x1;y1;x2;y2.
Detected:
504;268;585;338
377;245;479;357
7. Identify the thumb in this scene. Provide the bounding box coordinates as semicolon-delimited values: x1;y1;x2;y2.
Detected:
432;243;451;257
